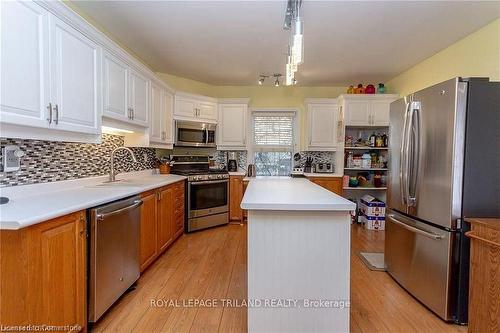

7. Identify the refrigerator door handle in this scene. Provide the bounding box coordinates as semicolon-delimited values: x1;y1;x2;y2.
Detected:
408;101;421;207
387;214;443;240
403;102;415;207
400;101;411;205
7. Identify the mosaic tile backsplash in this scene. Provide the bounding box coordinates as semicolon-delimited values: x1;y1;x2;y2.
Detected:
299;151;336;166
213;151;248;170
0;134;157;187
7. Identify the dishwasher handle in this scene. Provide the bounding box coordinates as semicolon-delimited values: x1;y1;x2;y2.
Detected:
96;199;143;221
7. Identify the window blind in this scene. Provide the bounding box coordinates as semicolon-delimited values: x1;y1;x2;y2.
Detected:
253;114;294;147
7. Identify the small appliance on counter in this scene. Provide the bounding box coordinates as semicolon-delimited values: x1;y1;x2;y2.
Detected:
227;152;238;172
304;156;313;173
315;163;334;173
291;167;305;177
247;164;256;177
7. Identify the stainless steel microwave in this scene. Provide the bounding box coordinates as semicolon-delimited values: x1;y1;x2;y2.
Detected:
174;120;217;148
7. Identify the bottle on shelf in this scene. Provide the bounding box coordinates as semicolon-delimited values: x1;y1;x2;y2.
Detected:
376;133;384;147
382;133;388;147
347;151;354;168
362;153;371;169
369;133;376;147
377;83;386;94
354;84;365;94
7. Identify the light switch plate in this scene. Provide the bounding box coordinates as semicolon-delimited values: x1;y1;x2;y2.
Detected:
2;145;22;172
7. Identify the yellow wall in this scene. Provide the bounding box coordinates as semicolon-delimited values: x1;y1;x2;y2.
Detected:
156;73;215;96
157;73;346;147
387;18;500;96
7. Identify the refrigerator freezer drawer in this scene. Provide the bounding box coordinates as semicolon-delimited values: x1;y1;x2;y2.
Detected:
385;211;454;321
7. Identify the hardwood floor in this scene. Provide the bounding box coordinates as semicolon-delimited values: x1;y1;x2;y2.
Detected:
92;223;467;333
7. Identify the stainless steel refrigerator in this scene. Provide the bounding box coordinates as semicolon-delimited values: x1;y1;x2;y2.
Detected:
385;77;500;324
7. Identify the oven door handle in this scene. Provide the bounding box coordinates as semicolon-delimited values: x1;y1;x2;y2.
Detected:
190;180;228;186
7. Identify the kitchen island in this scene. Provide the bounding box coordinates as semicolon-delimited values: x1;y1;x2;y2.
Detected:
241;177;356;332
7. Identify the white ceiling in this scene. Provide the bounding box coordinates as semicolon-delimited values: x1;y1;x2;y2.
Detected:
73;1;500;86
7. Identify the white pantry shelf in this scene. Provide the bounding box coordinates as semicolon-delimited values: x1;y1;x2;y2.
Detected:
344;146;388;150
344;167;388;171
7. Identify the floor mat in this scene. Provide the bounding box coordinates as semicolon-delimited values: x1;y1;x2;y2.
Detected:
358;252;386;271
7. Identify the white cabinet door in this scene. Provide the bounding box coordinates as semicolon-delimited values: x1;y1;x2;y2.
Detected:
308;104;338;148
103;51;128;120
49;15;100;134
345;100;371;126
163;91;174;144
1;0;50;128
174;97;196;118
129;68;149;126
371;100;391;126
218;104;246;148
198;101;217;121
150;82;163;142
309;104;336;147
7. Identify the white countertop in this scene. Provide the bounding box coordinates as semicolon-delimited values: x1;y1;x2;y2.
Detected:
303;172;343;178
0;170;186;230
241;177;356;211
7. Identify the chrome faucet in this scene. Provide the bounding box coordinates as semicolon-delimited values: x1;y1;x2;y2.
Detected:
108;147;138;182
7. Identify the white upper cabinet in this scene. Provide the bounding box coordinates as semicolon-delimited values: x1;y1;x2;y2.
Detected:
1;1;50;128
198;101;217;121
340;94;399;127
103;51;129;120
344;100;371;126
149;79;174;148
174;92;218;123
102;52;151;128
129;68;149;126
163;91;174;145
49;15;100;134
371;100;392;126
304;99;341;151
1;0;101;142
150;81;163;142
217;99;249;150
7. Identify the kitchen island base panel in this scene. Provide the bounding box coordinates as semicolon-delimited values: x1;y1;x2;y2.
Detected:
247;210;350;333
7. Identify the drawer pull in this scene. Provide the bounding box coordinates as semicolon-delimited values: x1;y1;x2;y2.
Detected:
466;231;500;248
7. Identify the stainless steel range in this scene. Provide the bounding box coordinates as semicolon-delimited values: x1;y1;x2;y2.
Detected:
170;155;229;232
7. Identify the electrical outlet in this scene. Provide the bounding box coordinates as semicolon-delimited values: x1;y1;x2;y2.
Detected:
2;145;25;172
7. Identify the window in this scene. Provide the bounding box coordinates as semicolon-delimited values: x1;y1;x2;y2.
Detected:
250;111;297;176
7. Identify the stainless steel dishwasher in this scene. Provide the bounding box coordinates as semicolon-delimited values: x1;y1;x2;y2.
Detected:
88;195;143;322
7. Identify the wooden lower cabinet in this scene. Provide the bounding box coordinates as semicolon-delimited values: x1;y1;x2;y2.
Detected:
307;176;343;196
157;186;174;253
139;180;185;272
229;175;244;221
139;191;158;272
466;218;500;333
173;182;185;238
0;211;86;332
243;180;248;220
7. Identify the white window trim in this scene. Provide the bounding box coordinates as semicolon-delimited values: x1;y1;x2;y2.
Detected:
247;108;300;165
